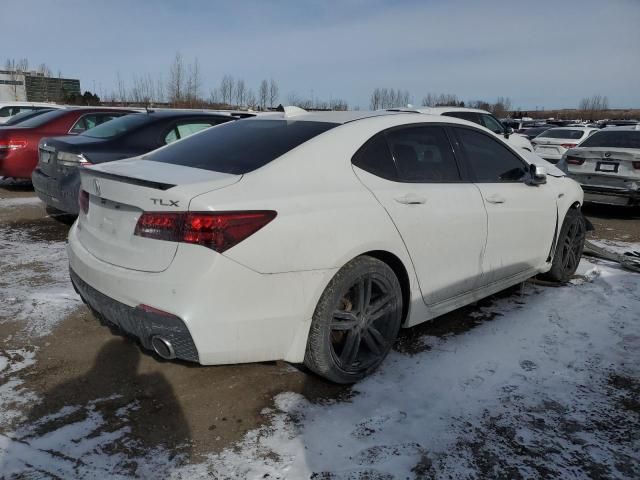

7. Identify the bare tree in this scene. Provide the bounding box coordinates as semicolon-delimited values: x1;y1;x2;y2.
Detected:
37;63;52;77
116;72;127;103
245;88;258;110
220;75;235;105
235;79;246;106
269;78;279;107
258;79;269;110
167;52;185;105
186;57;201;106
578;94;609;119
209;88;221;104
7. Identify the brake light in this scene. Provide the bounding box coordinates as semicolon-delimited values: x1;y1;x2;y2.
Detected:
134;211;277;253
566;156;585;165
560;143;577;149
79;189;90;214
0;139;27;150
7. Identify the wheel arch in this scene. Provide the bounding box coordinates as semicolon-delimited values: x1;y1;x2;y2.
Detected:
361;250;412;327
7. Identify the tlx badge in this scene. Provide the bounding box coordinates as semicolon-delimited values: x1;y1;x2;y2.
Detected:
151;198;179;207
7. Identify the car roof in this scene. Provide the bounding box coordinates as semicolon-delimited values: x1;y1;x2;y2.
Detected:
387;106;491;115
120;109;247;119
250;107;410;124
0;102;63;108
600;125;640;131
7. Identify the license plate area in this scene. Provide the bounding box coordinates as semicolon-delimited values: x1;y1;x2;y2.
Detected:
596;161;619;173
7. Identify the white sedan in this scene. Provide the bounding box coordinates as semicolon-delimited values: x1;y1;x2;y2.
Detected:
68;109;585;383
532;127;599;163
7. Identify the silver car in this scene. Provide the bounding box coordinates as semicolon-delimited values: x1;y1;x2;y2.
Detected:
559;126;640;206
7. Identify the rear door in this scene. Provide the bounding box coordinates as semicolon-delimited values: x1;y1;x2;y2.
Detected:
353;124;487;305
452;126;557;284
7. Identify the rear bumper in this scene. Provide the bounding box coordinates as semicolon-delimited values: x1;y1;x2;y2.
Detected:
70;268;199;362
569;173;640;206
31;167;81;214
67;223;337;365
0;150;37;178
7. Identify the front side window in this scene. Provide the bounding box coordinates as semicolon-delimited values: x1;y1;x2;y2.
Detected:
386;126;460;182
82;113;148;139
479;114;505;134
164;121;220;144
455;127;527;183
71;113;123;134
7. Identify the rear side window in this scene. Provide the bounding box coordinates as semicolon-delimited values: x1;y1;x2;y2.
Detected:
538;129;585;140
82;113;148;138
579;131;640;149
145;119;337;174
352;134;397;180
386;126;460;182
442;111;481;125
455;127;527;182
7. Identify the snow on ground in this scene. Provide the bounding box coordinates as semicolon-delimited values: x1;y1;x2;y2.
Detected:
0;249;638;477
0;196;43;208
178;258;640;479
0;223;81;337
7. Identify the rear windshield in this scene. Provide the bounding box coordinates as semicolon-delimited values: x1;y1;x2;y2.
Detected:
580;131;640;149
82;113;148;138
13;109;67;128
144;119;337;174
538;129;585;140
3;109;54;125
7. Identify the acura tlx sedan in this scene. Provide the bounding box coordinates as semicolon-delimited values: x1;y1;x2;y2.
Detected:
68;109;586;383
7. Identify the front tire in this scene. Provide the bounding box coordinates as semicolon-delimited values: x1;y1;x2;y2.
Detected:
542;208;586;283
304;256;403;384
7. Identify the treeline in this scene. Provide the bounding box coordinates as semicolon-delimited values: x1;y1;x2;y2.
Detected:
105;53;348;110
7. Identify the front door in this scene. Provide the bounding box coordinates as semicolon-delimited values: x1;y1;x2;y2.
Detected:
452;126;557;284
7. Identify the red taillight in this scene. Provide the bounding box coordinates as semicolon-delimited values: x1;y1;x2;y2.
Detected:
0;138;27;151
134;211;277;253
560;143;577;149
79;189;90;214
633;161;640;170
566;156;585;165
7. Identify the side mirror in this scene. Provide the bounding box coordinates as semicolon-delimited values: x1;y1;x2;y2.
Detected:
528;164;547;185
504;127;513;139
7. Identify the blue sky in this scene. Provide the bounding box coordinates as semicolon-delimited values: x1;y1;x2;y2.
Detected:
2;0;639;109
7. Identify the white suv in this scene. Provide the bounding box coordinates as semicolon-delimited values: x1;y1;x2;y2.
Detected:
389;106;534;152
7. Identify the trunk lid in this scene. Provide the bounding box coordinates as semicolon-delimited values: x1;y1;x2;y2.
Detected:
38;136;104;178
568;147;640;179
77;159;241;272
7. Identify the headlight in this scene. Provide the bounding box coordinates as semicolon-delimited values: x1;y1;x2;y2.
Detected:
57;151;91;166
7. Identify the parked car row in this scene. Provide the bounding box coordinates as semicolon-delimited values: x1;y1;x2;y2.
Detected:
0;101;64;124
45;107;586;383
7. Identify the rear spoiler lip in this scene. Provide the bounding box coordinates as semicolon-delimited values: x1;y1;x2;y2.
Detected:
81;168;176;191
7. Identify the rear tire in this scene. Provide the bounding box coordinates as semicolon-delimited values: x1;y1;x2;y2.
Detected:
542;208;586;283
304;256;403;384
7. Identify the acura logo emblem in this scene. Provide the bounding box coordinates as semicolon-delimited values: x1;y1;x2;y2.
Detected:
604;152;611;158
93;178;101;196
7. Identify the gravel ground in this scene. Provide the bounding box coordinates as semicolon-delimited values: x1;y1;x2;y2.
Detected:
0;180;638;479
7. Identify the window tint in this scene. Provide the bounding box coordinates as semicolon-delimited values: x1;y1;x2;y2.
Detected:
386;126;460;182
538;129;585;140
479;114;505;134
145;119;337;174
455;127;527;182
579;131;640;149
71;113;122;134
82;113;148;138
10;109;67;127
177;122;212;137
352;134;396;180
442;111;481;125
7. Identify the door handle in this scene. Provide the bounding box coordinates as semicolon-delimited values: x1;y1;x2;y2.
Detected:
394;194;427;205
485;194;506;204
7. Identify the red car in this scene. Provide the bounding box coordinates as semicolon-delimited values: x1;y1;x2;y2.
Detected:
0;107;135;179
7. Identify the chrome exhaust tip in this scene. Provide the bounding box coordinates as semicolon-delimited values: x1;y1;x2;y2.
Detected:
150;335;176;360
